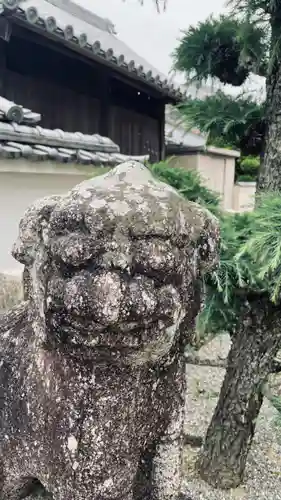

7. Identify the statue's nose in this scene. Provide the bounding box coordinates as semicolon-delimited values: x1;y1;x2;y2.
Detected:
119;276;157;322
64;271;123;326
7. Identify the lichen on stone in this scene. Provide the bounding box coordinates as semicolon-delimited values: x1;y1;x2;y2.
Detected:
0;161;219;500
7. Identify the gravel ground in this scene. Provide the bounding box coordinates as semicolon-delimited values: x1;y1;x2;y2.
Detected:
183;335;281;500
194;333;231;363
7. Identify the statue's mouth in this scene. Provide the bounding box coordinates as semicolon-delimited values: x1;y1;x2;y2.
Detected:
49;310;181;366
48;273;181;351
57;314;175;347
47;268;182;352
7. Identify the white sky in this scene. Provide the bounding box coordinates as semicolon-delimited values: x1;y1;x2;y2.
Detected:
77;0;226;77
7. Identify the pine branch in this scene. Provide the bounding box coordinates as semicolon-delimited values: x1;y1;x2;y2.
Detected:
238;193;281;302
173;14;268;86
227;0;270;15
177;91;264;155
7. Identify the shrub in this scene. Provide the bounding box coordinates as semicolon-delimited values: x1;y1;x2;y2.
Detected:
236;155;260;182
150;160;220;216
208;137;234;149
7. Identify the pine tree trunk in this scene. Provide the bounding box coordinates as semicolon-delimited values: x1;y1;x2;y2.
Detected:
257;19;281;192
198;296;281;489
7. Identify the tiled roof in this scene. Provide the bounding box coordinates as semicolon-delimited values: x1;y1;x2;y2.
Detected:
0;96;148;165
0;0;184;101
165;123;206;149
46;0;117;34
165;106;206;149
0;96;41;124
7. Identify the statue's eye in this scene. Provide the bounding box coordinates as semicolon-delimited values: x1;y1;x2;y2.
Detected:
133;239;180;281
50;234;104;267
49;202;85;235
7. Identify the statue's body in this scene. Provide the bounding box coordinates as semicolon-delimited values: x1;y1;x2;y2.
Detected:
0;162;218;500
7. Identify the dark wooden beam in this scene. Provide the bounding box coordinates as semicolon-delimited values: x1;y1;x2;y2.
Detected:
99;72;111;137
0;41;6;95
157;101;166;161
0;17;11;95
0;27;10;96
0;16;12;42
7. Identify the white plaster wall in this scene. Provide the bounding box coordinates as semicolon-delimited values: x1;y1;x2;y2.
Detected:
0;172;87;273
167;149;238;211
197;154;235;211
232;182;256;212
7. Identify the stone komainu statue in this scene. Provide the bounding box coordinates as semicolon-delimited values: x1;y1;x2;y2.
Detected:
0;162;219;500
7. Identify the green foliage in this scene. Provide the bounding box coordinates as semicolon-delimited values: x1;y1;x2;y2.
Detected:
206;137;234;149
150;162;281;339
238;193;281;302
150;160;258;335
173;15;268;85
172;2;269;162
239;155;260;171
269;394;281;414
198;211;263;334
236;155;260;181
150;160;220;215
201;194;281;334
200;193;281;333
178;91;264;156
229;0;269;14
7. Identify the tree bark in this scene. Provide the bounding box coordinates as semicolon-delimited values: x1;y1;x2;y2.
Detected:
198;296;281;489
257;18;281;192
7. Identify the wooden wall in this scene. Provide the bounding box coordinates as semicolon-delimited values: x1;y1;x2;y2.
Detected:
110;106;159;158
0;26;165;161
5;70;101;134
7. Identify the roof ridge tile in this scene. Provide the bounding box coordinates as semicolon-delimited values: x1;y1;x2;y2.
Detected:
0;0;185;100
